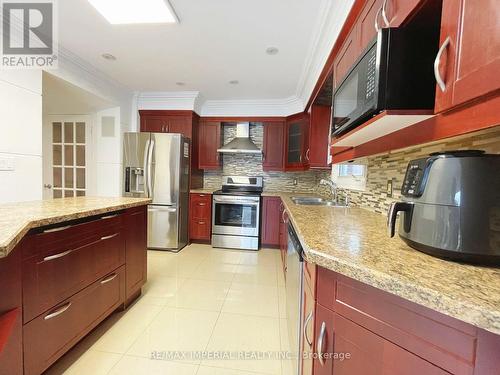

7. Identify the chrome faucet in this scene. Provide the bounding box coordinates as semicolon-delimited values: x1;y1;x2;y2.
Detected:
320;178;338;203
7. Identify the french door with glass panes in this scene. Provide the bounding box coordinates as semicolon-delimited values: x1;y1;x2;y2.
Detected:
49;117;90;198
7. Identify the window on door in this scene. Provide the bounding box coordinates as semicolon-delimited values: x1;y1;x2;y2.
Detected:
52;121;87;198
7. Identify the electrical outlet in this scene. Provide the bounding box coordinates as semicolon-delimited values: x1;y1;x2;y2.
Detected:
293;178;298;186
386;179;393;197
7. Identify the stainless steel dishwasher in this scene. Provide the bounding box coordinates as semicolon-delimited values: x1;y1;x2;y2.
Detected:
285;221;304;375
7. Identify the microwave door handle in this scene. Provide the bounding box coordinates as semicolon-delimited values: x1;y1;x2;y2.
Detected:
387;202;413;237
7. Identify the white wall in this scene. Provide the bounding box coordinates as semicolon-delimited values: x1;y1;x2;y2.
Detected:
0;71;43;203
94;107;123;196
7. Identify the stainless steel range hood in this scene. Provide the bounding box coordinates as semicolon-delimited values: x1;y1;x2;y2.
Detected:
217;123;262;154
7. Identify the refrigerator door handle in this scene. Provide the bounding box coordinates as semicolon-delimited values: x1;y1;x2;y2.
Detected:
147;140;155;198
143;139;150;197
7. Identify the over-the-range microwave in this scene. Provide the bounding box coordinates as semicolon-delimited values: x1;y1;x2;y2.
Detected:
332;26;439;137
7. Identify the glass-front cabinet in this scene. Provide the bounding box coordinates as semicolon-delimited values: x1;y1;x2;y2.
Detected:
285;113;309;170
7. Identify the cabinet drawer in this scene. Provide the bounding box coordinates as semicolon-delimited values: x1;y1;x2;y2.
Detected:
332;312;450;375
23;212;123;259
318;268;476;375
23;266;125;375
23;221;125;323
190;197;211;219
190;218;211;241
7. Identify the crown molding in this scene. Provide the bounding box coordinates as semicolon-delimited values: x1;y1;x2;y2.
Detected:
199;96;304;117
295;0;355;105
136;91;201;111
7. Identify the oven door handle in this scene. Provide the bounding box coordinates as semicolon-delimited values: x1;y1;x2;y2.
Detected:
213;198;259;205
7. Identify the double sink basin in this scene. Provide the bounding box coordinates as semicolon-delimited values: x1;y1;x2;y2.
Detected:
291;196;347;207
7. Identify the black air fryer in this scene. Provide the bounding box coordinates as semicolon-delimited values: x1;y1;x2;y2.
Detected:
388;150;500;266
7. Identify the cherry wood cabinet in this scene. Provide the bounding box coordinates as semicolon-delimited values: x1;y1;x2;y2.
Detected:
331;312;449;375
14;206;147;375
279;204;288;275
139;110;193;137
0;241;22;375
434;0;500;113
262;121;285;171
22;214;125;323
285;113;310;171
382;0;424;27
261;196;281;247
189;193;212;242
308;105;332;169
313;267;500;375
24;267;125;375
124;206;147;303
301;270;316;375
198;121;222;170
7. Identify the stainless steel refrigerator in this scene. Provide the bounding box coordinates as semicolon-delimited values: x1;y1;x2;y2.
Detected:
123;132;190;252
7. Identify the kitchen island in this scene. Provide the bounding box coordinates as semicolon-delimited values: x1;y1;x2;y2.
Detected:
0;197;150;375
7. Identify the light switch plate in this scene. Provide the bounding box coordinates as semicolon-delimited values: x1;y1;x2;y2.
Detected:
0;157;15;171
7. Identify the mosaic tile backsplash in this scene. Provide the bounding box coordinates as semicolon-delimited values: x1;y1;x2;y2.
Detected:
202;123;500;216
339;127;500;215
203;123;330;193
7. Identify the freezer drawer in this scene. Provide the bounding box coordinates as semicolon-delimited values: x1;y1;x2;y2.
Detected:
147;205;179;250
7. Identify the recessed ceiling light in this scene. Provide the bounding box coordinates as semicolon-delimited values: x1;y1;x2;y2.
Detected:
229;80;239;85
101;53;116;61
175;82;185;86
88;0;179;25
266;47;279;55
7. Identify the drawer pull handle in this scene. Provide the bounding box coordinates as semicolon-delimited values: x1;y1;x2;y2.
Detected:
317;321;327;366
198;194;206;197
198;221;205;225
197;203;206;206
303;310;314;347
44;302;72;320
101;214;118;220
42;249;73;262
101;233;119;241
100;273;118;284
43;225;71;234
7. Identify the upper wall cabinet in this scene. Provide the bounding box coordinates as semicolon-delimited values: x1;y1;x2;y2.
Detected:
285;113;309;171
198;121;222;170
434;0;500;113
139;110;194;138
308;105;332;169
262;121;285;171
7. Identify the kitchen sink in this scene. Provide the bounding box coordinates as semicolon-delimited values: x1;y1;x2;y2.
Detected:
290;196;347;207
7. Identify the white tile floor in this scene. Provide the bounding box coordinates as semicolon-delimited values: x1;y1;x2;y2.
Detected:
44;244;293;375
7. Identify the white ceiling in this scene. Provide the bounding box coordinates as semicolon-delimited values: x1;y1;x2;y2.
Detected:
58;0;328;101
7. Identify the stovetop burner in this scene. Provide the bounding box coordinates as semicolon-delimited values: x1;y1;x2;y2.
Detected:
214;176;264;197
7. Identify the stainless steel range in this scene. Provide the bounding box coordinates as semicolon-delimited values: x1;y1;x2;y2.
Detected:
211;176;263;251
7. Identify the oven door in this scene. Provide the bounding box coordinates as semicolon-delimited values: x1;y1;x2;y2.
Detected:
212;196;260;237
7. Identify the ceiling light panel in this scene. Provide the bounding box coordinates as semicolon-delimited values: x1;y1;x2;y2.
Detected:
88;0;178;25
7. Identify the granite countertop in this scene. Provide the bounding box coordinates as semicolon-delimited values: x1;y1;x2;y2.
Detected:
0;197;151;259
276;193;500;335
